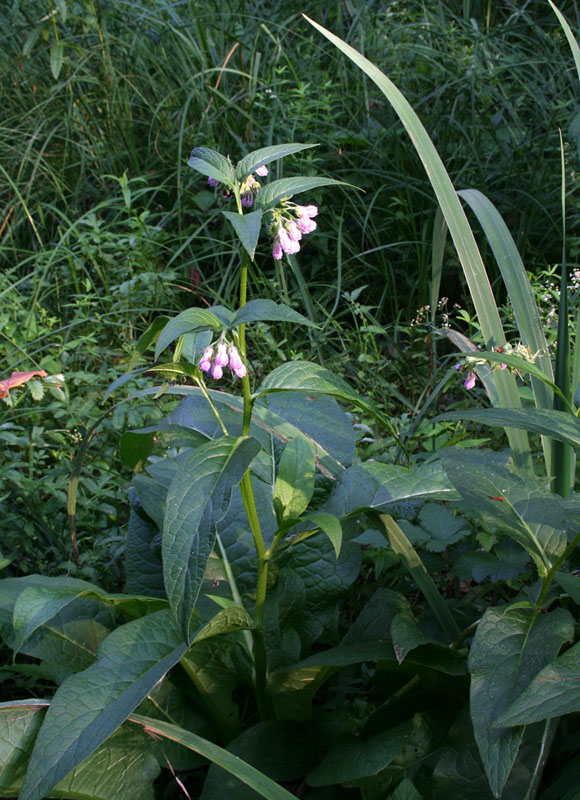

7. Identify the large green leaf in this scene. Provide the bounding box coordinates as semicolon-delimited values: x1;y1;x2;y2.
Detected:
12;581;166;655
188;146;234;186
0;577;112;672
273;436;316;521
254;361;399;440
18;610;187;800
307;721;411;786
496;640;580;726
221;209;263;260
200;720;324;800
322;459;458;519
468;606;573;798
232;298;316;328
0;703;160;800
235;143;318;182
160;389;355;477
125;497;165;598
255;176;353;211
441;449;568;576
129;714;297;800
440;407;580;450
154;307;222;360
163;435;260;641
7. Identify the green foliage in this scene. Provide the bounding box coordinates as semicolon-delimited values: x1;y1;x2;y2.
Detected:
5;2;580;799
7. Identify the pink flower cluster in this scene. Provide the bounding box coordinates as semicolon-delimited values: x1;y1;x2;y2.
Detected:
272;204;318;260
199;341;246;380
207;165;269;208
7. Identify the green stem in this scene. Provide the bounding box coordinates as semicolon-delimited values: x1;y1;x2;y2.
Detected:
536;530;580;608
234;197;270;718
196;378;228;436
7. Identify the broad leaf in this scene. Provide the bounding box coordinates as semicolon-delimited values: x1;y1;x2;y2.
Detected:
440;407;580;450
160;389;355;476
304;511;342;558
19;610;187;800
307;721;410;786
222;208;263;260
154;308;222;360
0;703;160;800
442;449;568;576
232;298;316;328
200;720;324;800
496;640;580;726
127;315;169;369
12;582;166;655
255;361;397;438
388;778;423;800
273;435;316;520
554;570;580;604
188;146;234;186
235;143;317;182
255;176;353;211
163;436;260;641
468;606;573;797
125;497;165;597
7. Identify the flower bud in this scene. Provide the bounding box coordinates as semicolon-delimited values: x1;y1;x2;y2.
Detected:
228;345;244;372
215;341;229;367
210;363;223;380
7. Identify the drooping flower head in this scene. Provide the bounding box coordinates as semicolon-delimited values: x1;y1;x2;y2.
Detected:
268;201;319;260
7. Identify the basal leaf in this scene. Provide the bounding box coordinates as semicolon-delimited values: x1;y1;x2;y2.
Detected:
232;298;316;328
200;720;324;800
221;209;263;260
255;177;355;210
273;435;316;521
154;308;222;360
0;703;160;800
163;436;260;641
188;146;234;186
19;610;187;800
126;496;165;597
307;721;410;786
496;640;580;726
468;606;573;797
235;143;318;183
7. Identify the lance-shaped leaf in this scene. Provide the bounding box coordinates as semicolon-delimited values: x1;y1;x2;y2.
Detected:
188;146;234;186
0;702;160;800
439;407;580;450
304;512;342;558
496;640;580;726
232;299;317;328
18;610;187;800
163;436;260;641
468;606;573;798
273;436;316;521
222;209;263;260
255;177;355;211
441;448;568;576
155;308;222;360
235;143;318;182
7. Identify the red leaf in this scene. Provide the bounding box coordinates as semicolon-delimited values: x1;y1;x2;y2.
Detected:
0;370;48;399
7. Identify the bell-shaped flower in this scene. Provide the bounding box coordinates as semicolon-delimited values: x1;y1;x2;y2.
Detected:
215;341;229;367
295;204;318;218
207;177;220;188
464;372;477;390
278;226;300;255
286;220;302;242
255;165;269;177
199;346;213;373
210;363;223;380
272;239;283;260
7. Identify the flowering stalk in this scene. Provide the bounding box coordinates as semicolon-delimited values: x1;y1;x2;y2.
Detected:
233;190;271;719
